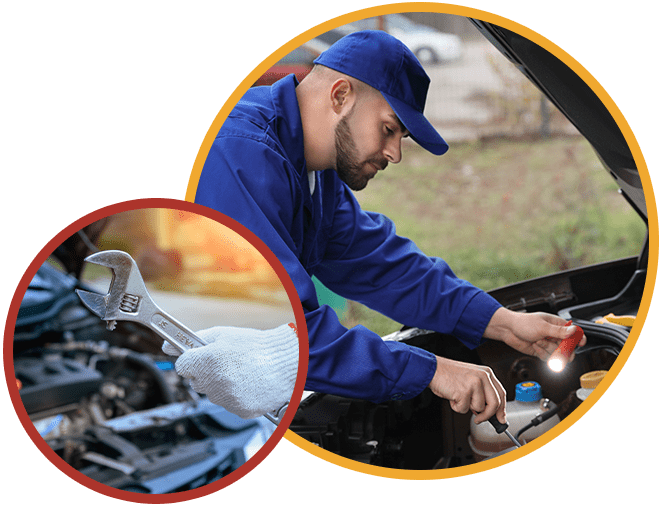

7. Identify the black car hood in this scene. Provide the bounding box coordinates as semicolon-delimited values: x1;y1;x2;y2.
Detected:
470;20;646;222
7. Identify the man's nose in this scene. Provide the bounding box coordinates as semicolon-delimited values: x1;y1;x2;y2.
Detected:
384;137;402;164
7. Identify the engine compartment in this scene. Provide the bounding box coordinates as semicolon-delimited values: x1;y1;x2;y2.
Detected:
13;261;272;493
291;258;640;469
290;327;619;469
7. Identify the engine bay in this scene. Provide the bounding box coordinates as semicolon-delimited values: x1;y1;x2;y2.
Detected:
13;261;273;493
290;257;641;469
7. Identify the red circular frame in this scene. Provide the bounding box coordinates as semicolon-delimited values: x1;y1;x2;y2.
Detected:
3;197;309;503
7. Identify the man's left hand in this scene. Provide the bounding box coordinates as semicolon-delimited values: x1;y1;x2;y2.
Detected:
484;307;586;360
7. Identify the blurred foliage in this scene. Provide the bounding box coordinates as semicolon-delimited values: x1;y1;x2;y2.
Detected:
85;209;288;305
466;51;576;139
340;137;647;335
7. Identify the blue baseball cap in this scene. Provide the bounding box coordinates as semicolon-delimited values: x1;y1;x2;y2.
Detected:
314;30;448;156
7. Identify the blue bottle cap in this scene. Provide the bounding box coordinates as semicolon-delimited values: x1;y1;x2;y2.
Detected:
515;381;542;402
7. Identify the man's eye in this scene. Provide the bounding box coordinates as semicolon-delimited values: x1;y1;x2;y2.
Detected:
385;126;394;135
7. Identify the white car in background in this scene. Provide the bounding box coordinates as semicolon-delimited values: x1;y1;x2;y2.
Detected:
352;13;463;64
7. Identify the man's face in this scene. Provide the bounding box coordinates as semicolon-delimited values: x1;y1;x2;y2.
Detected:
333;91;408;191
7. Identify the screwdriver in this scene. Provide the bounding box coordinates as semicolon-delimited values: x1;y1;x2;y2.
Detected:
489;415;522;448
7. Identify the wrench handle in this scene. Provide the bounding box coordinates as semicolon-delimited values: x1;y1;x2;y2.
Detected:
264;402;289;425
148;311;208;354
149;308;289;426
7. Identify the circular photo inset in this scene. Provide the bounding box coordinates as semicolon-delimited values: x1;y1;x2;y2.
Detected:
4;198;308;502
185;6;655;479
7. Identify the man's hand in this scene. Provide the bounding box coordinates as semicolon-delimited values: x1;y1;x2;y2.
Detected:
429;356;507;424
484;307;587;360
163;324;299;419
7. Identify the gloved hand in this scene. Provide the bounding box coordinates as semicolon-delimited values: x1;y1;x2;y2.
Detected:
163;323;299;419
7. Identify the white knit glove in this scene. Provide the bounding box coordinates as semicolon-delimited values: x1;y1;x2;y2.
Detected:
163;323;299;419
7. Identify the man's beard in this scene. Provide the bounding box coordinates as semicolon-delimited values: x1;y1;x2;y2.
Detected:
334;114;386;191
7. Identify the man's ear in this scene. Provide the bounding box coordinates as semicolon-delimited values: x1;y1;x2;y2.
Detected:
330;78;355;114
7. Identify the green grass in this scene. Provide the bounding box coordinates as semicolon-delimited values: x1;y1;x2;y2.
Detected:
338;136;647;336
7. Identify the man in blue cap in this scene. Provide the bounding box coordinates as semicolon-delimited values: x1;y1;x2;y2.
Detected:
177;30;583;423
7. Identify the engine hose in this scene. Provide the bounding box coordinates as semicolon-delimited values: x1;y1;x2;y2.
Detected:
46;342;177;405
128;351;177;404
516;402;562;440
108;348;177;405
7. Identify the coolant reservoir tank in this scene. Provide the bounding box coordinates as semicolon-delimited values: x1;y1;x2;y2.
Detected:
469;381;561;461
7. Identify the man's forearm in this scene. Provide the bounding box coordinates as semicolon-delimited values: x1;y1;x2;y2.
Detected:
483;307;519;341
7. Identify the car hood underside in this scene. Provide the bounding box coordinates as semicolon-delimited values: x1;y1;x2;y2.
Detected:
470;20;646;223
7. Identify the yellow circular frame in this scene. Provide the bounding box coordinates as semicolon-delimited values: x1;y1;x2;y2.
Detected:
185;2;658;480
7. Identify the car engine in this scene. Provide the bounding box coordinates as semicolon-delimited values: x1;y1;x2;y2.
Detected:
290;256;642;469
13;260;273;493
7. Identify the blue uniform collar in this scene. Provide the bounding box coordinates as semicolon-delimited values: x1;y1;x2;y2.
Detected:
270;75;307;177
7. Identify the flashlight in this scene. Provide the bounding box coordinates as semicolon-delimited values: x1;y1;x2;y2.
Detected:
547;322;584;372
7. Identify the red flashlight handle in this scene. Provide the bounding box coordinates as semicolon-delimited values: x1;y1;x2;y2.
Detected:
557;321;584;358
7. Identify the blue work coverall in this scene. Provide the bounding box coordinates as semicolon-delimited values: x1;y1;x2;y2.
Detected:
195;75;502;403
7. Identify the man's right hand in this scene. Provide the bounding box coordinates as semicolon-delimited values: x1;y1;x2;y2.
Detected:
428;356;507;424
162;324;299;419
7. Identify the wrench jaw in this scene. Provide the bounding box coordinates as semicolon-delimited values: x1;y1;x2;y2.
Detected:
75;289;109;320
76;287;119;330
75;250;147;330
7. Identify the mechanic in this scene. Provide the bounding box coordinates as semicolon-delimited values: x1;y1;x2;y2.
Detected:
180;30;585;422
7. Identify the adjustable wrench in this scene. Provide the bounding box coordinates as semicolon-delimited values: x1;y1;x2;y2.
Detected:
76;250;208;353
75;249;288;424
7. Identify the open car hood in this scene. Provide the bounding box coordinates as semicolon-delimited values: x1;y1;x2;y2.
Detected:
470;20;646;222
